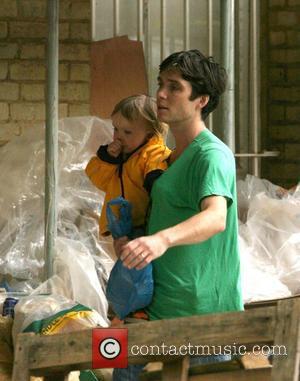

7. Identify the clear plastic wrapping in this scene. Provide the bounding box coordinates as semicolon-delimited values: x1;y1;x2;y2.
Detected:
237;175;300;302
0;117;114;286
12;291;108;345
54;237;111;321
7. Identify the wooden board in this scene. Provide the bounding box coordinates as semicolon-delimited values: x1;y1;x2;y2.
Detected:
162;357;189;381
90;36;148;119
12;299;300;381
271;298;300;381
189;368;271;381
25;306;276;371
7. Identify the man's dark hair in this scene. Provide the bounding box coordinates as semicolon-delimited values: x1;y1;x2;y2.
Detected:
159;50;227;120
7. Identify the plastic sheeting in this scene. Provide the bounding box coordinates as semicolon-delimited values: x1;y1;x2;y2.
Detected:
238;175;300;302
0;117;115;305
12;292;107;345
54;237;109;319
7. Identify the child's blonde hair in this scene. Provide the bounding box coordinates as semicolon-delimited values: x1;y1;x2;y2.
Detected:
111;94;168;138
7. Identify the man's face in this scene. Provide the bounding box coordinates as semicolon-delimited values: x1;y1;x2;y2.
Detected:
156;69;200;125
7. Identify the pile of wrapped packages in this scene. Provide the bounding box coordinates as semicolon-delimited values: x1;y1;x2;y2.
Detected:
0;116;299;378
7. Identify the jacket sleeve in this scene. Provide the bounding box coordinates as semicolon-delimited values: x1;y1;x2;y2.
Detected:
143;145;170;193
85;155;118;193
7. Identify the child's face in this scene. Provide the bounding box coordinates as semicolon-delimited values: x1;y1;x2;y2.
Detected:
111;112;150;154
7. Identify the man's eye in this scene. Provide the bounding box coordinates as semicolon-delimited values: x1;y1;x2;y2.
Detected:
124;130;132;135
169;84;179;91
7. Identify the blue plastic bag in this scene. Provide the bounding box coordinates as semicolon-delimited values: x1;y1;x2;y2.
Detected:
106;197;153;319
106;196;133;239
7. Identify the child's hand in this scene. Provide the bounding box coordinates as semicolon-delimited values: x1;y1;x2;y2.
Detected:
113;236;129;258
107;140;122;157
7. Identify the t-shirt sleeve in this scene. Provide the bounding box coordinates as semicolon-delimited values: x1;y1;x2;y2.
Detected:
192;149;235;208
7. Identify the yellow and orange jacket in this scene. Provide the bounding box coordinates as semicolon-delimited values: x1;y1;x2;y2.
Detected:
85;135;171;236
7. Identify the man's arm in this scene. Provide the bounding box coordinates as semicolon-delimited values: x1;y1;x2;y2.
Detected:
120;195;227;269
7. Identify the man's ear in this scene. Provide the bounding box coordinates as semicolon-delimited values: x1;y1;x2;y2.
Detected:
198;95;209;109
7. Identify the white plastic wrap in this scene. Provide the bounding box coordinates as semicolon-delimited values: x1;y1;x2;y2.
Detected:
12;292;108;345
0;117;115;289
237;174;281;223
239;226;291;303
238;175;300;302
54;237;111;321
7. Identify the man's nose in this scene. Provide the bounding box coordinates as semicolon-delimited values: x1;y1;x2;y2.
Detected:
157;87;167;100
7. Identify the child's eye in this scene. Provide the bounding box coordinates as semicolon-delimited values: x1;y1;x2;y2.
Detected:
124;130;132;135
114;127;118;132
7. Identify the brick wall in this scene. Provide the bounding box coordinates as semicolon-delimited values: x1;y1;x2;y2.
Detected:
261;0;300;187
0;0;91;145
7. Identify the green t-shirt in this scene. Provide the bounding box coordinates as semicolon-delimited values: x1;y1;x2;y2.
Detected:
146;129;243;320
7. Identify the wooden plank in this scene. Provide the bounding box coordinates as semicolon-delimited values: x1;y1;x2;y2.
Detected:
140;364;271;381
162;357;189;381
141;358;242;381
90;35;148;119
127;307;275;359
189;368;271;381
24;306;276;373
12;300;300;380
239;353;271;369
245;295;300;310
271;298;300;381
28;330;93;374
12;333;35;381
43;374;68;381
0;363;13;381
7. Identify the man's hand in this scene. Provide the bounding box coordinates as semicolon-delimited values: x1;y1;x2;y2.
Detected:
107;140;122;157
120;233;169;270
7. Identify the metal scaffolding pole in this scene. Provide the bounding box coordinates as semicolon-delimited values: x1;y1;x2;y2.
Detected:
207;0;213;132
160;0;166;61
137;0;143;41
45;0;59;280
249;0;260;176
183;0;190;50
220;0;235;152
113;0;120;36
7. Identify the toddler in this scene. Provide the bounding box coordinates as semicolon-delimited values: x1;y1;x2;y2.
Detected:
86;94;171;237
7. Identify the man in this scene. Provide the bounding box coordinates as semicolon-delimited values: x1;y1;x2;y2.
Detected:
114;49;243;381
